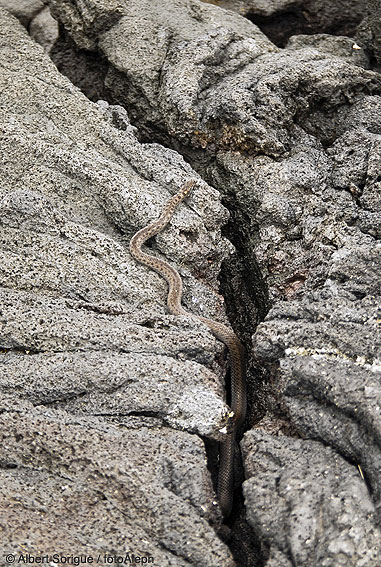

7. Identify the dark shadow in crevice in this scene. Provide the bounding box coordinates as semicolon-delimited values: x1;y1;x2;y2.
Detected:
227;503;269;567
50;26;110;102
0;461;18;470
203;434;266;567
47;26;271;565
248;9;310;48
247;8;362;48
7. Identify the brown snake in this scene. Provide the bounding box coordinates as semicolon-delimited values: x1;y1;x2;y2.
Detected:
129;180;246;517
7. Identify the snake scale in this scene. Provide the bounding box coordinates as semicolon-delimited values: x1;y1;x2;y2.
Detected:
129;179;246;517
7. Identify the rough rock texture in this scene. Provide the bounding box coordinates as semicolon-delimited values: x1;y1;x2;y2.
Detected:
29;6;58;51
43;0;381;327
242;430;381;566
2;0;381;565
357;0;381;68
253;242;381;506
201;0;367;47
0;397;229;565
0;0;43;26
247;95;381;562
46;0;278;146
285;34;370;68
0;8;238;564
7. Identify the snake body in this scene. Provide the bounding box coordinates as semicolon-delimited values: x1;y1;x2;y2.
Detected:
129;180;246;517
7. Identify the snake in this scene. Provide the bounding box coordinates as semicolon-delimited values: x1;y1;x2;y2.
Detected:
129;179;246;517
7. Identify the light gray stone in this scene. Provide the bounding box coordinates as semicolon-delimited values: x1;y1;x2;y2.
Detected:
0;398;233;564
2;0;381;564
29;6;59;51
0;0;43;25
0;8;238;564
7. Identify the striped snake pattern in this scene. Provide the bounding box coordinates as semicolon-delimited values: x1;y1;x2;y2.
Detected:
129;179;246;517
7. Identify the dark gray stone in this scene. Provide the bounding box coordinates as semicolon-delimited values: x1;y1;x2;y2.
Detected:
2;0;381;565
0;345;231;439
357;0;381;68
253;235;381;520
285;34;370;68
201;0;367;47
242;430;381;566
45;0;380;158
0;397;233;564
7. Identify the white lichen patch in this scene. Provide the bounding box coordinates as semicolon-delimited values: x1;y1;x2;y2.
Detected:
166;386;230;439
285;346;381;372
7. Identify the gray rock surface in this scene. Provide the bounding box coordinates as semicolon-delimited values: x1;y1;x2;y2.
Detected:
200;0;367;46
285;34;370;68
357;1;381;69
0;0;43;26
1;0;381;565
242;430;381;566
248;96;381;562
29;6;59;51
0;8;237;565
208;96;381;304
0;0;58;52
45;0;380;157
0;396;231;565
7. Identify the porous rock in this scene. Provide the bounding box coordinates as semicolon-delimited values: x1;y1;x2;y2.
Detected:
285;34;370;68
29;6;59;52
0;0;59;51
242;429;381;566
41;1;381;563
245;91;381;561
357;0;381;68
0;0;43;26
42;0;381;322
0;396;232;564
2;0;381;565
0;8;237;564
201;0;367;47
45;0;380;159
253;242;381;508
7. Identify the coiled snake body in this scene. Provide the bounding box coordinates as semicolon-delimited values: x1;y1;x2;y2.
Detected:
129;180;246;517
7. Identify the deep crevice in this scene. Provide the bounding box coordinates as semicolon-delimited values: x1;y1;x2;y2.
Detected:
10;11;380;565
247;8;363;49
0;346;40;355
50;26;110;102
0;461;18;470
209;244;270;567
39;24;271;567
203;429;266;567
248;9;310;48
